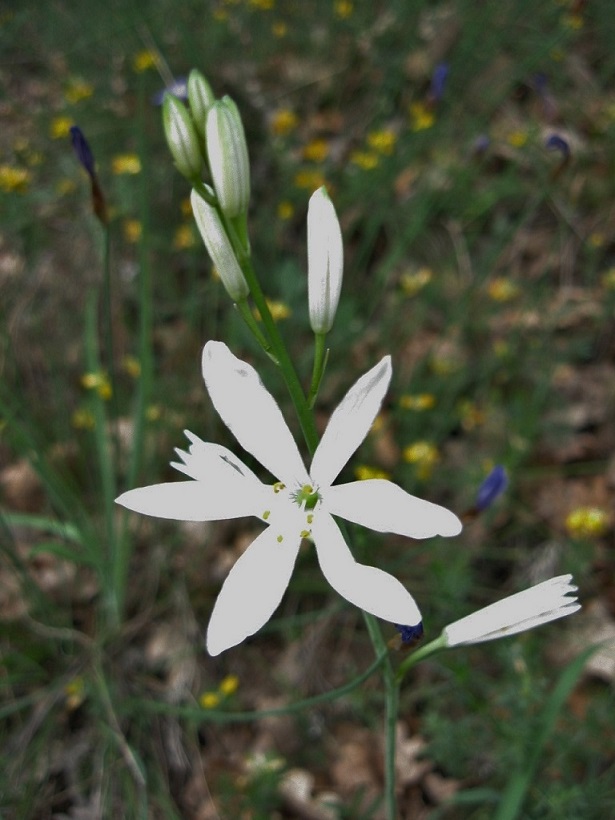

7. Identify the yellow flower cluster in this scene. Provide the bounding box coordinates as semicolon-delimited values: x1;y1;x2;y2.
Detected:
350;150;379;170
81;371;112;400
0;165;30;192
367;129;397;155
402;441;439;479
112;154;142;175
65;79;94;104
253;299;292;322
355;465;391;481
293;169;326;190
565;507;609;538
302;139;329;163
399;393;436;411
400;267;432;296
199;674;240;709
409;102;435;131
487;277;520;302
271;109;298;136
50;116;73;139
133;50;156;72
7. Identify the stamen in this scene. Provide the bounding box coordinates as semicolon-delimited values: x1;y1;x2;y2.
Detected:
262;510;271;520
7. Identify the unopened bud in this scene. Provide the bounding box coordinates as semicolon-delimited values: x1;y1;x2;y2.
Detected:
206;96;250;218
187;69;215;140
307;187;343;334
190;188;249;301
162;93;203;181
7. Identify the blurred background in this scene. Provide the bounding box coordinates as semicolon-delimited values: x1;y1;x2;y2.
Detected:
1;1;615;817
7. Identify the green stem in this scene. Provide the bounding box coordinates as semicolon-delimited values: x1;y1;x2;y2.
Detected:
234;298;278;362
395;633;448;683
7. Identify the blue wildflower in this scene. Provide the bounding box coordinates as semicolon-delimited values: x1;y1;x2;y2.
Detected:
70;126;96;178
151;77;188;106
476;465;508;511
429;63;449;103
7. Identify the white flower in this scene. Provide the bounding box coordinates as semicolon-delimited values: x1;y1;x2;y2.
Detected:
206;96;250;218
116;342;462;655
442;575;581;647
190;189;249;301
162;93;203;181
307;187;343;334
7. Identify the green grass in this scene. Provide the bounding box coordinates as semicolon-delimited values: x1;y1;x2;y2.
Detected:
2;1;615;817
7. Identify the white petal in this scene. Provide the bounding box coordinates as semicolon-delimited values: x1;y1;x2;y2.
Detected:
171;431;261;484
443;575;580;646
310;356;392;487
206;526;302;655
312;512;421;625
202;341;309;485
325;480;462;538
115;477;266;522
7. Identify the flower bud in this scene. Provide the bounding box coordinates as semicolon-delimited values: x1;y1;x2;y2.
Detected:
307;186;343;334
206;96;250;217
190;188;249;301
162;93;203;181
187;69;215;140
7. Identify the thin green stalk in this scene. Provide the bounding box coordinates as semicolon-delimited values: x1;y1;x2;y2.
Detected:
396;634;448;683
117;73;154;619
85;292;118;625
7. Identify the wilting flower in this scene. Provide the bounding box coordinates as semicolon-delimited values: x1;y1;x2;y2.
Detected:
443;575;580;647
116;342;462;655
70;126;96;178
307;186;343;334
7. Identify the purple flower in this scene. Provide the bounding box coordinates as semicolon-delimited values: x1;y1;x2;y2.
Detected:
70;126;96;178
545;133;570;159
394;621;424;646
429;63;449;103
476;465;508;511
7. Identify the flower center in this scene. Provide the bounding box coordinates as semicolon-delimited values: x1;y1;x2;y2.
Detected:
292;483;321;511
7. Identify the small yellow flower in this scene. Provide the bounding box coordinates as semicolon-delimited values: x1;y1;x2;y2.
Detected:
302;139;330;163
133;50;156;72
588;232;605;249
123;219;142;243
218;674;239;696
562;12;584;29
65;79;94;104
402;441;439;480
409;102;435;131
277;200;294;220
0;165;30;192
272;21;287;37
180;197;193;217
355;465;391;481
71;408;96;430
121;355;141;378
56;178;76;195
399;393;436;411
400;267;432;296
199;692;221;709
293;169;326;190
506;130;528;148
173;224;197;249
81;372;112;400
458;399;486;431
334;0;353;18
487;277;520;302
64;677;86;710
248;0;274;8
146;405;162;422
50;116;73;139
271;109;299;136
565;507;609;538
253;299;291;322
349;150;379;170
601;268;615;289
112;154;142;175
367;129;397;155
